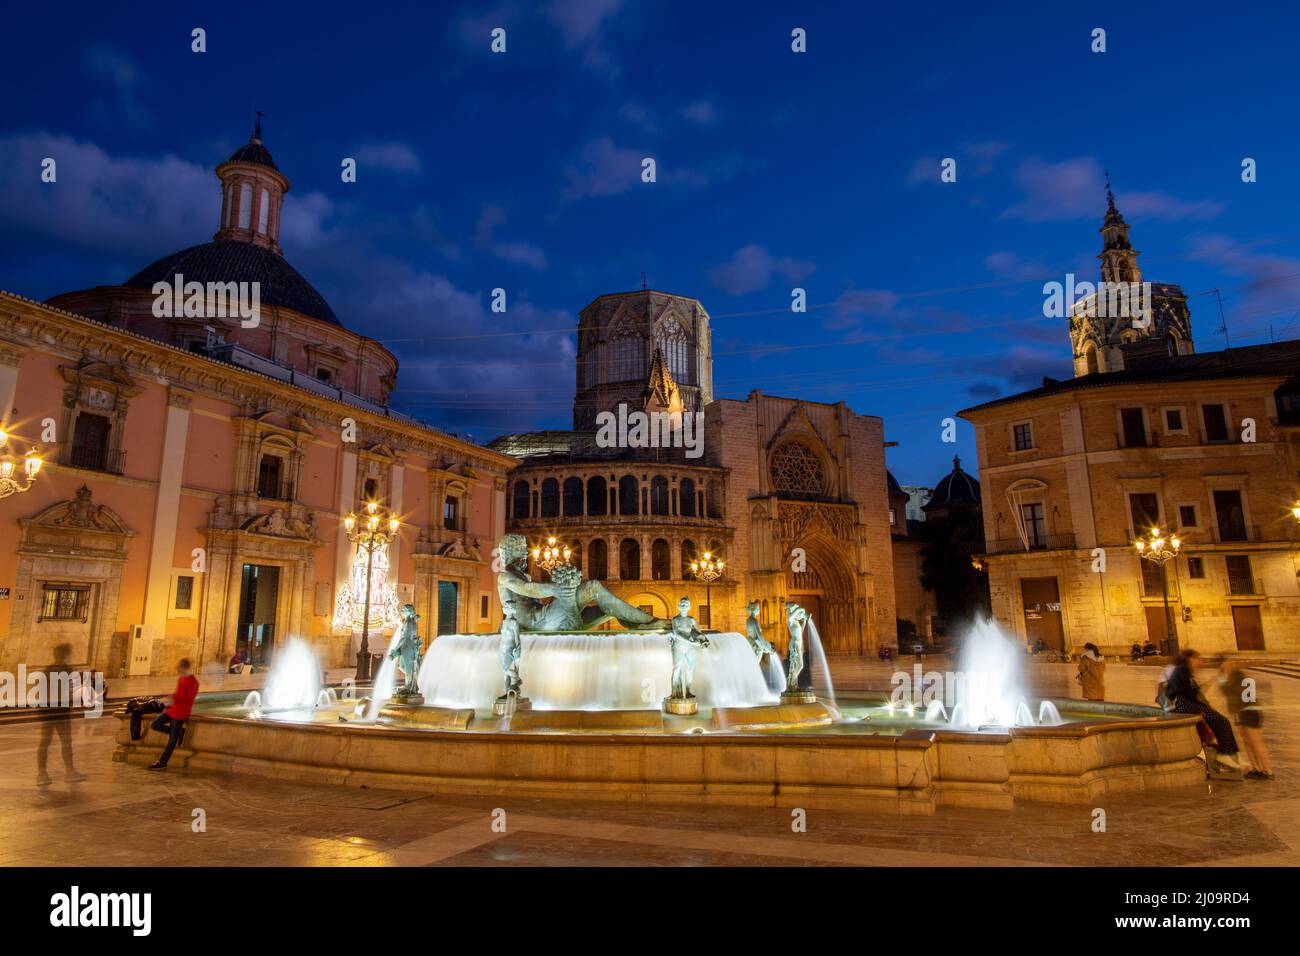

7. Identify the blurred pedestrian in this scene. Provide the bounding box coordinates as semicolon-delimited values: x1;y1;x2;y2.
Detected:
1168;649;1240;772
1219;659;1272;780
1077;643;1106;701
36;643;88;786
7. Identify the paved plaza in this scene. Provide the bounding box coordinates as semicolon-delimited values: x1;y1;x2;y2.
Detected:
3;666;1296;868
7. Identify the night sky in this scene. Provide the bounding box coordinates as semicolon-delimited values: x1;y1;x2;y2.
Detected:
4;0;1300;487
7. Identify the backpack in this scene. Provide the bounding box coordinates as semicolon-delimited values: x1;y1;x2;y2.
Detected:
1155;680;1170;711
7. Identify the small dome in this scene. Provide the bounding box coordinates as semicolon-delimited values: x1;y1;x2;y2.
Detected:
923;455;981;511
886;470;903;494
125;240;340;326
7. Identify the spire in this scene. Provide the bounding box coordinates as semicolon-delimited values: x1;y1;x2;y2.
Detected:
252;109;265;143
642;347;684;420
1097;174;1141;285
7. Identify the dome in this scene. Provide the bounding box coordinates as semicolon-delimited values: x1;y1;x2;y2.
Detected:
225;138;278;171
125;240;341;327
923;455;980;512
886;470;903;495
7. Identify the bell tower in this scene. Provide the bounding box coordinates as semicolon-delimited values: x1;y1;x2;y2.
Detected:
1098;175;1142;286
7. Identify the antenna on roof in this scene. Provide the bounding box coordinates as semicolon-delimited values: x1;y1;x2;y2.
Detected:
1211;288;1231;353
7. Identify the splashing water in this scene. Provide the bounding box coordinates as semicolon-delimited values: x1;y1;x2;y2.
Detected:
363;630;404;722
1038;700;1062;725
763;650;785;694
418;632;775;711
924;700;948;722
804;617;837;706
259;638;323;711
949;620;1026;728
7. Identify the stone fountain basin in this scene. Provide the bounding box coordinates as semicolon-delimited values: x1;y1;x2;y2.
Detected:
112;692;1204;813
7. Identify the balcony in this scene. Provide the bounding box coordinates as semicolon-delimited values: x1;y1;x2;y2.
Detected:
63;445;125;475
984;533;1076;555
1226;577;1265;597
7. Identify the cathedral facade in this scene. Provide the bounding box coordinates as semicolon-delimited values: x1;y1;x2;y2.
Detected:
491;290;896;655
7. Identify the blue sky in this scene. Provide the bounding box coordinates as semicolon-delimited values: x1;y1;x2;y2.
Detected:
4;0;1300;486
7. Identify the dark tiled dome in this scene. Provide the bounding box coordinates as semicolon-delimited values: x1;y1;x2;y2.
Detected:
125;240;340;326
887;470;903;494
923;455;981;511
225;139;278;171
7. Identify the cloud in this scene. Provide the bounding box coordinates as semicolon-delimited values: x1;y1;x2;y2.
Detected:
81;45;153;131
543;0;629;76
561;137;645;199
681;99;719;125
707;245;814;296
1002;157;1224;222
983;250;1051;282
964;345;1072;399
473;203;548;269
1186;233;1300;328
354;141;423;175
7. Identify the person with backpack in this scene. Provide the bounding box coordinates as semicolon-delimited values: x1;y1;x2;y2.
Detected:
146;658;199;771
1167;649;1240;773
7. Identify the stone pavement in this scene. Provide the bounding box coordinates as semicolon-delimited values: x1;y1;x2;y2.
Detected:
1;667;1295;867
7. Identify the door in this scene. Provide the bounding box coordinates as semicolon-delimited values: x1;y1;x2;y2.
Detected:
1020;577;1064;650
238;564;280;664
1232;605;1265;650
436;580;459;635
1144;606;1169;644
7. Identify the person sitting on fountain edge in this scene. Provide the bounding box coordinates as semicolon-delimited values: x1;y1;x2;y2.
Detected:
147;659;199;771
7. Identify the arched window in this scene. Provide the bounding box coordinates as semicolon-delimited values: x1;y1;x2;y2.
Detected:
512;479;530;519
237;183;253;229
679;477;696;517
1085;344;1100;375
680;539;697;579
619;538;641;581
562;477;584;516
706;480;723;518
540;478;559;517
609;321;642;382
618;475;639;515
650;476;669;515
588;539;608;580
258;188;270;233
655;319;692;384
586;476;608;515
651;538;671;580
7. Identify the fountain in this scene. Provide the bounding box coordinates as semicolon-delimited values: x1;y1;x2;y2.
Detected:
116;538;1207;813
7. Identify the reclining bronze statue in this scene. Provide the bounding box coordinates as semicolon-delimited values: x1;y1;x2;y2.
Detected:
494;533;664;631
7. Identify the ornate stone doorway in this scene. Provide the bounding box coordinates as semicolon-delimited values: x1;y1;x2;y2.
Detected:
784;535;859;654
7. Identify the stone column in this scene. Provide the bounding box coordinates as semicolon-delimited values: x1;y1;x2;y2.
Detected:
136;387;192;675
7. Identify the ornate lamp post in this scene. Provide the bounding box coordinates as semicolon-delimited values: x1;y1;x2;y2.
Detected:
689;550;724;628
343;501;402;682
0;431;42;499
531;536;572;573
1135;526;1181;656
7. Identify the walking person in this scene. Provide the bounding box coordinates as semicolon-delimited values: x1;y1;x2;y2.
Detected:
1219;659;1273;780
1167;649;1240;773
147;658;199;771
36;643;88;786
1076;643;1106;701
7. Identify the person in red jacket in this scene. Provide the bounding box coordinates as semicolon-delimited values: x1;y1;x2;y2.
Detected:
147;659;199;771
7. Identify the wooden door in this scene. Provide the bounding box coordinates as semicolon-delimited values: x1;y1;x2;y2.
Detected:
1232;605;1265;651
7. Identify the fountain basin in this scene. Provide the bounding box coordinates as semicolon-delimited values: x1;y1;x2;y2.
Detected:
112;693;1205;813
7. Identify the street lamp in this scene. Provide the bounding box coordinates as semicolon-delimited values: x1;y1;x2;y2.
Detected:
0;431;42;499
531;536;572;573
1135;526;1181;656
689;550;724;628
343;501;402;682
